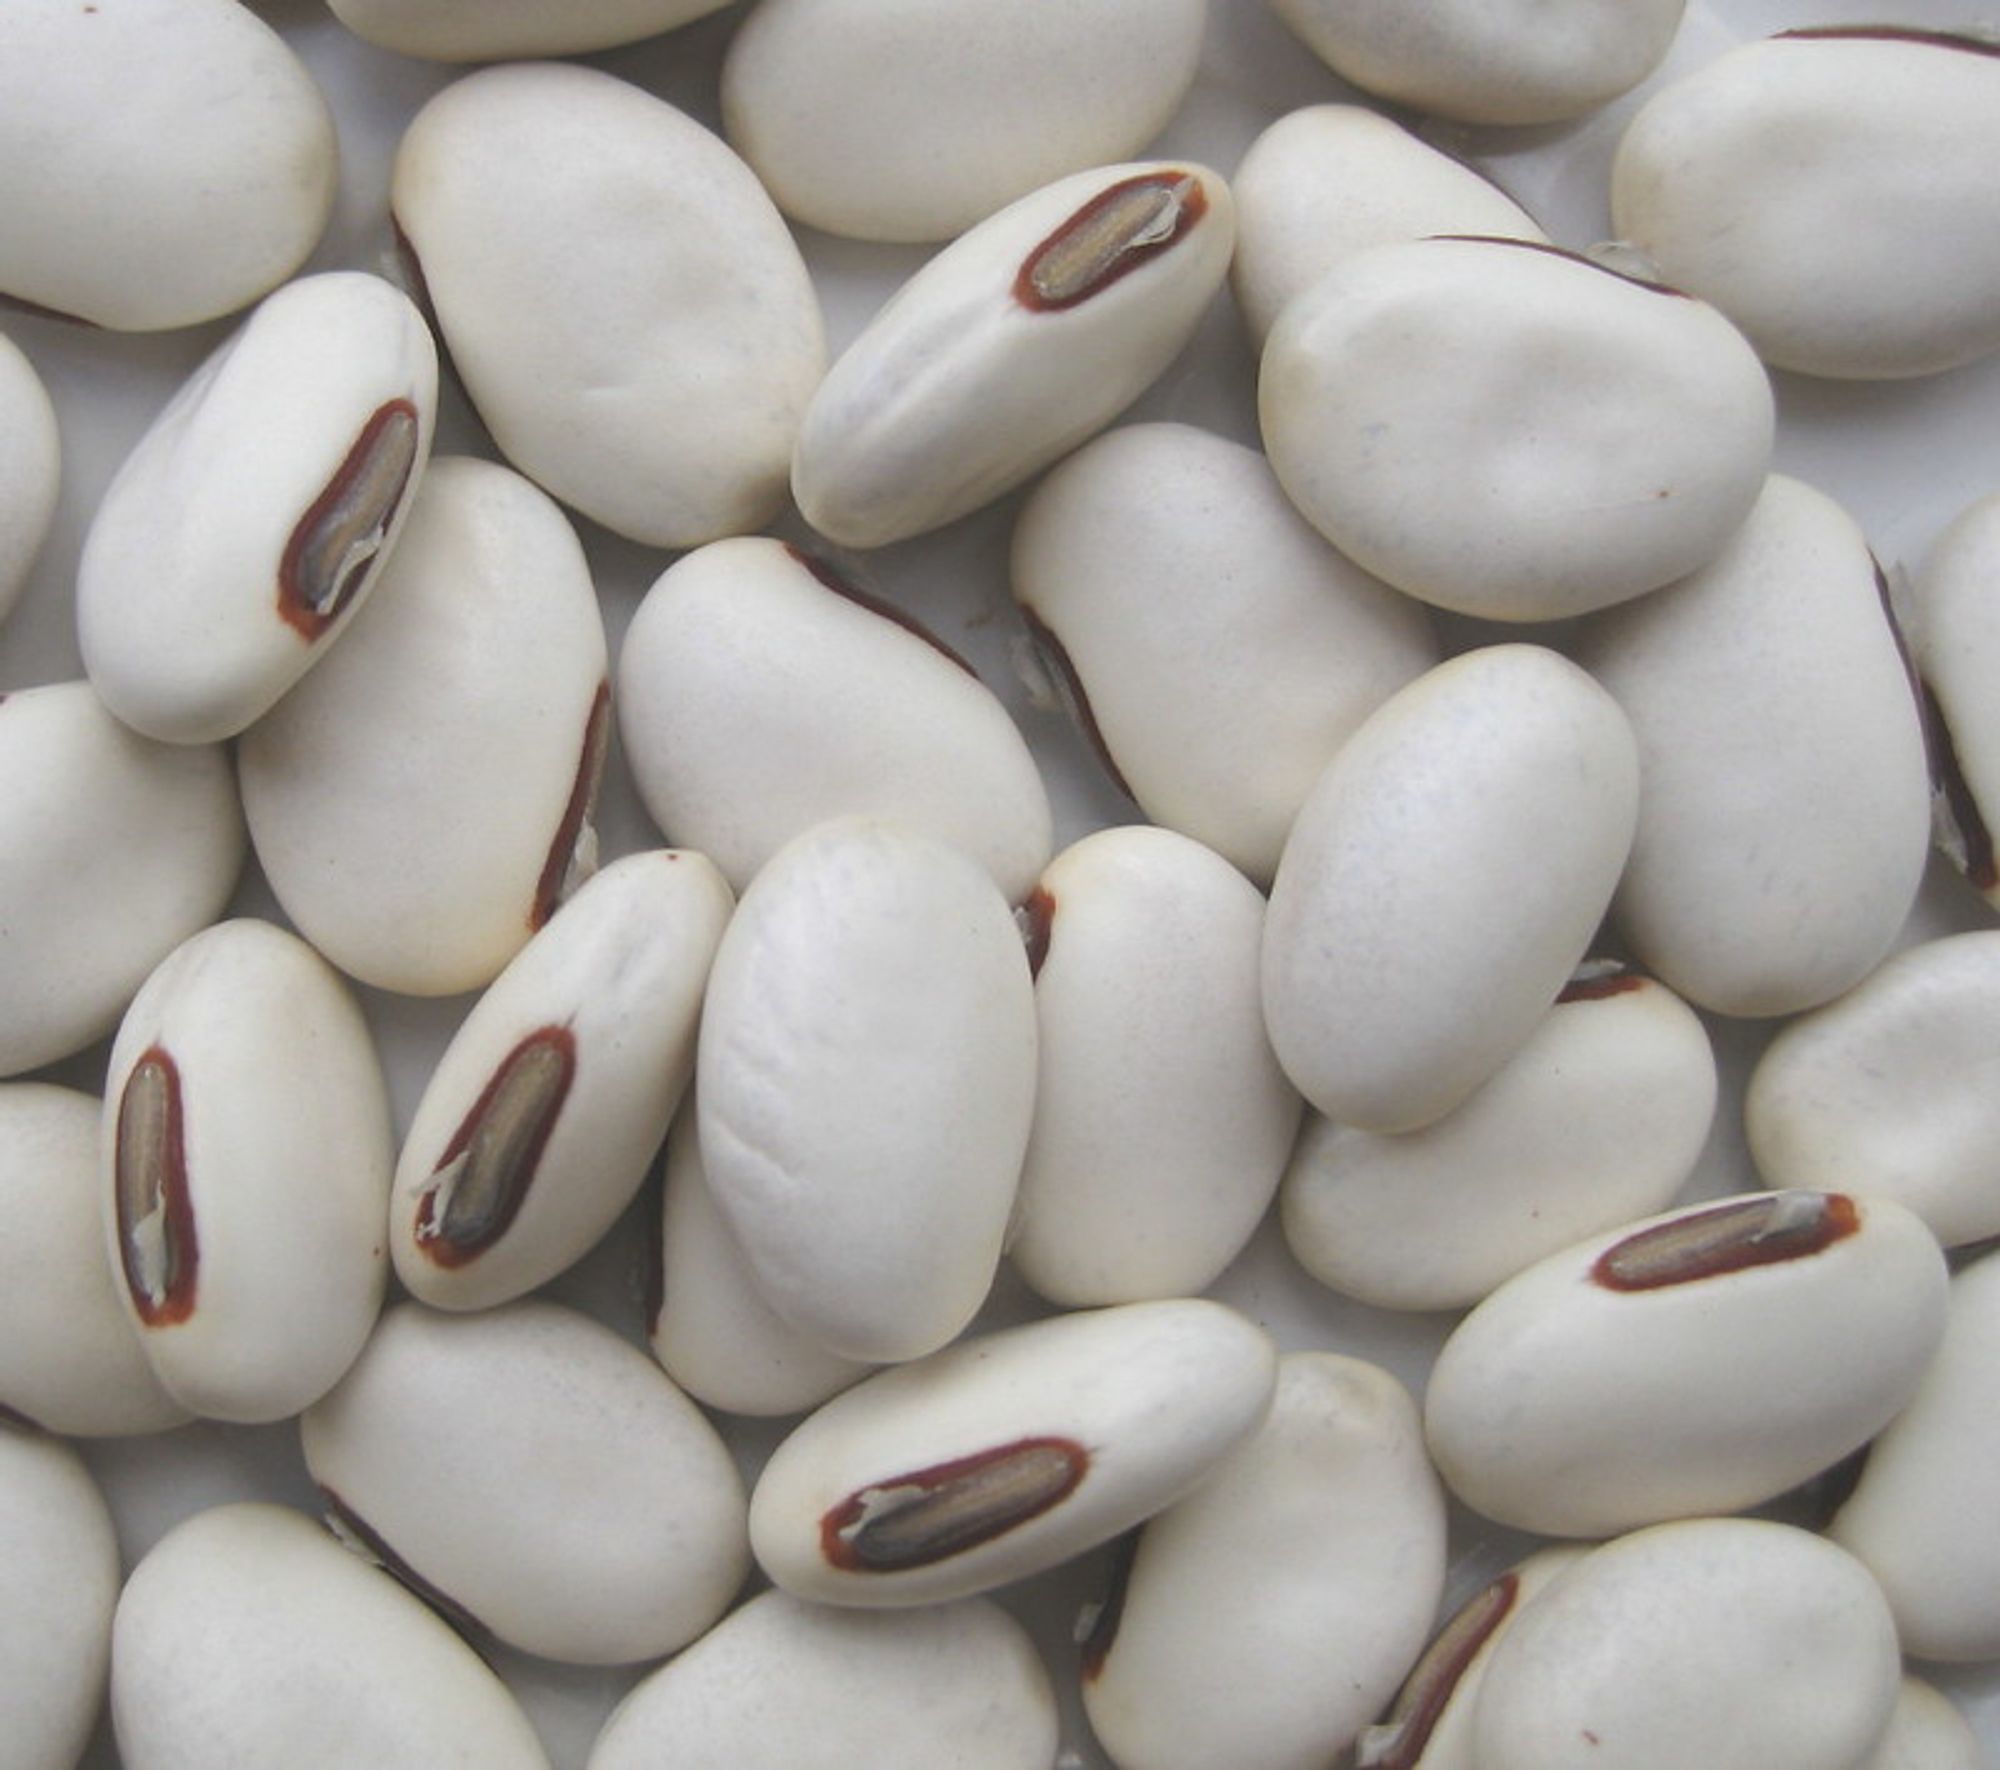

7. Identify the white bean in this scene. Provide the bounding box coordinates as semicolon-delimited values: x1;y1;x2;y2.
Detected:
1613;28;2000;378
618;537;1051;903
721;0;1207;243
77;271;437;744
1471;1518;1899;1770
1862;1678;1982;1770
0;0;336;330
1009;824;1301;1306
1082;1353;1446;1770
1747;932;2000;1248
101;918;392;1423
1425;1190;1948;1537
0;1425;120;1770
1908;487;2000;909
392;62;825;550
301;1300;749;1666
238;455;610;997
0;329;59;631
793;160;1234;548
391;848;732;1311
1230;105;1546;348
749;1298;1276;1607
1262;644;1639;1133
1283;964;1716;1313
1260;235;1774;622
328;0;731;61
697;818;1036;1363
1355;1546;1590;1770
1009;420;1437;885
650;1106;875;1419
1270;0;1686;126
1831;1248;2000;1662
1574;473;1931;1018
112;1502;550;1768
588;1589;1058;1769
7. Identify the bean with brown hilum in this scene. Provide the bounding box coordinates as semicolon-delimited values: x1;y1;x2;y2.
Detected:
391;849;732;1313
99;920;392;1425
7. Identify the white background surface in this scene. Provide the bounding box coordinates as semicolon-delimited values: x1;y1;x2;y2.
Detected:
5;0;1999;1763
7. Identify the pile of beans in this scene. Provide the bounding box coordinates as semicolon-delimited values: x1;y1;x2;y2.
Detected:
4;1;2000;1765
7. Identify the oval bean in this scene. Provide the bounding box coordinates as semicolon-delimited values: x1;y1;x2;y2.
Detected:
238;455;610;997
793;160;1234;548
650;1105;875;1419
1574;473;1930;1018
1009;421;1436;884
1613;28;2000;378
0;1425;120;1770
1270;0;1685;126
391;848;732;1311
328;0;732;61
393;62;824;549
78;271;437;744
722;0;1206;243
1082;1353;1446;1770
618;537;1051;903
749;1298;1276;1607
112;1502;550;1768
1262;644;1638;1133
1231;105;1546;347
301;1299;749;1666
1747;931;2000;1248
1909;487;2000;910
1425;1190;1948;1537
1284;964;1716;1312
1009;824;1301;1306
1261;235;1774;622
101;918;393;1423
1472;1518;1899;1770
0;0;336;330
1831;1248;2000;1662
697;818;1036;1363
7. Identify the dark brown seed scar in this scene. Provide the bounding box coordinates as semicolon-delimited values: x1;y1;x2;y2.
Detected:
1921;677;1997;893
1017;885;1056;980
532;680;612;931
1557;960;1642;1004
1017;604;1135;800
1777;25;2000;59
0;289;97;327
277;398;422;640
1428;234;1690;300
641;1140;671;1340
1359;1572;1521;1770
1078;1528;1141;1682
414;1025;577;1267
785;544;979;679
1592;1192;1860;1292
115;1046;200;1326
1015;172;1207;313
820;1436;1088;1572
320;1487;485;1639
